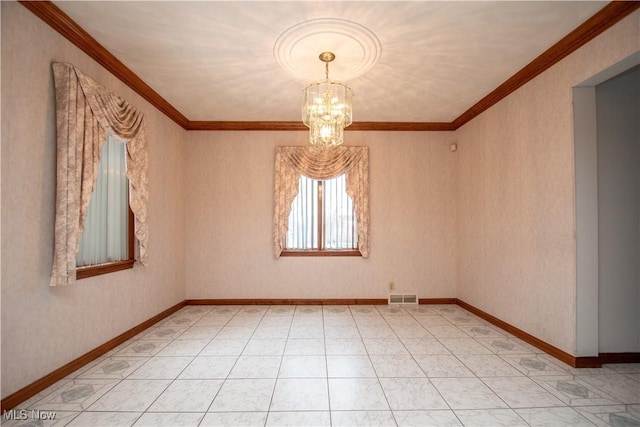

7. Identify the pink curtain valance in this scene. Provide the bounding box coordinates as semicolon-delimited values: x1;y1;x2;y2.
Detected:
273;146;369;257
50;62;149;286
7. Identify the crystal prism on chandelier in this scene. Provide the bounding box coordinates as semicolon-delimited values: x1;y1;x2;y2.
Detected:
302;52;353;147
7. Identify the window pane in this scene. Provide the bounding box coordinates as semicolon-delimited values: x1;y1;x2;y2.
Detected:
77;135;129;267
286;175;318;249
286;173;357;251
323;174;358;249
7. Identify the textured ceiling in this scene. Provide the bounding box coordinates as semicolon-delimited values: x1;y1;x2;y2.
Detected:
53;1;606;123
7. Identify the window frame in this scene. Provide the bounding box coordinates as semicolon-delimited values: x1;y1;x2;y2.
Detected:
76;137;136;280
76;206;135;279
281;176;362;257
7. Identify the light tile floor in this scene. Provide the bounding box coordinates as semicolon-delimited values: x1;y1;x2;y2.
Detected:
4;304;639;426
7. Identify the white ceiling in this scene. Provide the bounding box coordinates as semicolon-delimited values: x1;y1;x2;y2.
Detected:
53;1;607;123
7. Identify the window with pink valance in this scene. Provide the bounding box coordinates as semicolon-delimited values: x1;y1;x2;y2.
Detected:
273;146;369;258
50;62;148;286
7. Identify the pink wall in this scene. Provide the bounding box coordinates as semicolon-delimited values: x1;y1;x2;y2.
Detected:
185;131;458;300
456;10;639;354
2;1;638;399
1;3;187;397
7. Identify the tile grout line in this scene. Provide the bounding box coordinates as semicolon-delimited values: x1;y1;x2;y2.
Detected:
177;306;237;426
263;305;294;426
323;306;333;427
432;307;529;416
402;305;464;426
376;305;416;426
8;304;638;426
141;310;214;419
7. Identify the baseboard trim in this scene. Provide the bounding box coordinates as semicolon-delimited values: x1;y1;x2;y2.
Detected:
3;297;637;411
574;357;604;368
186;298;457;306
0;301;185;412
184;298;389;305
599;352;640;364
455;298;581;367
419;298;457;305
455;300;640;368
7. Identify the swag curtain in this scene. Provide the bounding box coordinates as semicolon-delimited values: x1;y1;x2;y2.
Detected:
273;146;369;257
50;62;149;286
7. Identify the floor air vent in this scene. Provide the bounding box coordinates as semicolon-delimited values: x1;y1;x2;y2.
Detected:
388;294;418;304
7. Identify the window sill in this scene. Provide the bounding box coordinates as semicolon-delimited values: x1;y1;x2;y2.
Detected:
77;259;135;279
280;250;362;257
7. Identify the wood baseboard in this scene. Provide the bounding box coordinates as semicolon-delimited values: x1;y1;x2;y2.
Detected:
265;298;638;369
599;352;640;364
3;297;637;411
419;298;457;305
0;301;185;412
186;298;458;306
184;298;389;305
574;353;640;367
455;300;640;368
574;356;604;368
455;298;581;367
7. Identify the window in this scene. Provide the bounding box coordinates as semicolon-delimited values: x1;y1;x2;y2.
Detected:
76;135;134;278
273;146;368;258
50;62;148;287
284;173;360;256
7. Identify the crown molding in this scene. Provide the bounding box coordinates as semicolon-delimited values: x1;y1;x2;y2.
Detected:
21;1;640;132
452;1;640;129
348;122;455;131
187;121;306;131
187;121;455;131
19;0;190;129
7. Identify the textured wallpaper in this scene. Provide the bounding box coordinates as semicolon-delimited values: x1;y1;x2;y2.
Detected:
455;10;640;354
2;0;638;400
184;131;458;301
1;3;187;397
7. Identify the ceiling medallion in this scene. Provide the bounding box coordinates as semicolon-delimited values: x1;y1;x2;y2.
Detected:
274;18;381;81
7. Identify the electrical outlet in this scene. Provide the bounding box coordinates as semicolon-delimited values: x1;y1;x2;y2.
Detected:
389;281;395;291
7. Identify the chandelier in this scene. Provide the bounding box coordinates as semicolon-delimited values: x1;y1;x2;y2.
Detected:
302;52;353;147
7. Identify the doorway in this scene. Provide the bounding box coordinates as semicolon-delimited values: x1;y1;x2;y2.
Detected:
574;53;640;357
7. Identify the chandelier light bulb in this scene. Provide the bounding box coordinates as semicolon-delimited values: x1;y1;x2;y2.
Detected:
302;52;353;147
